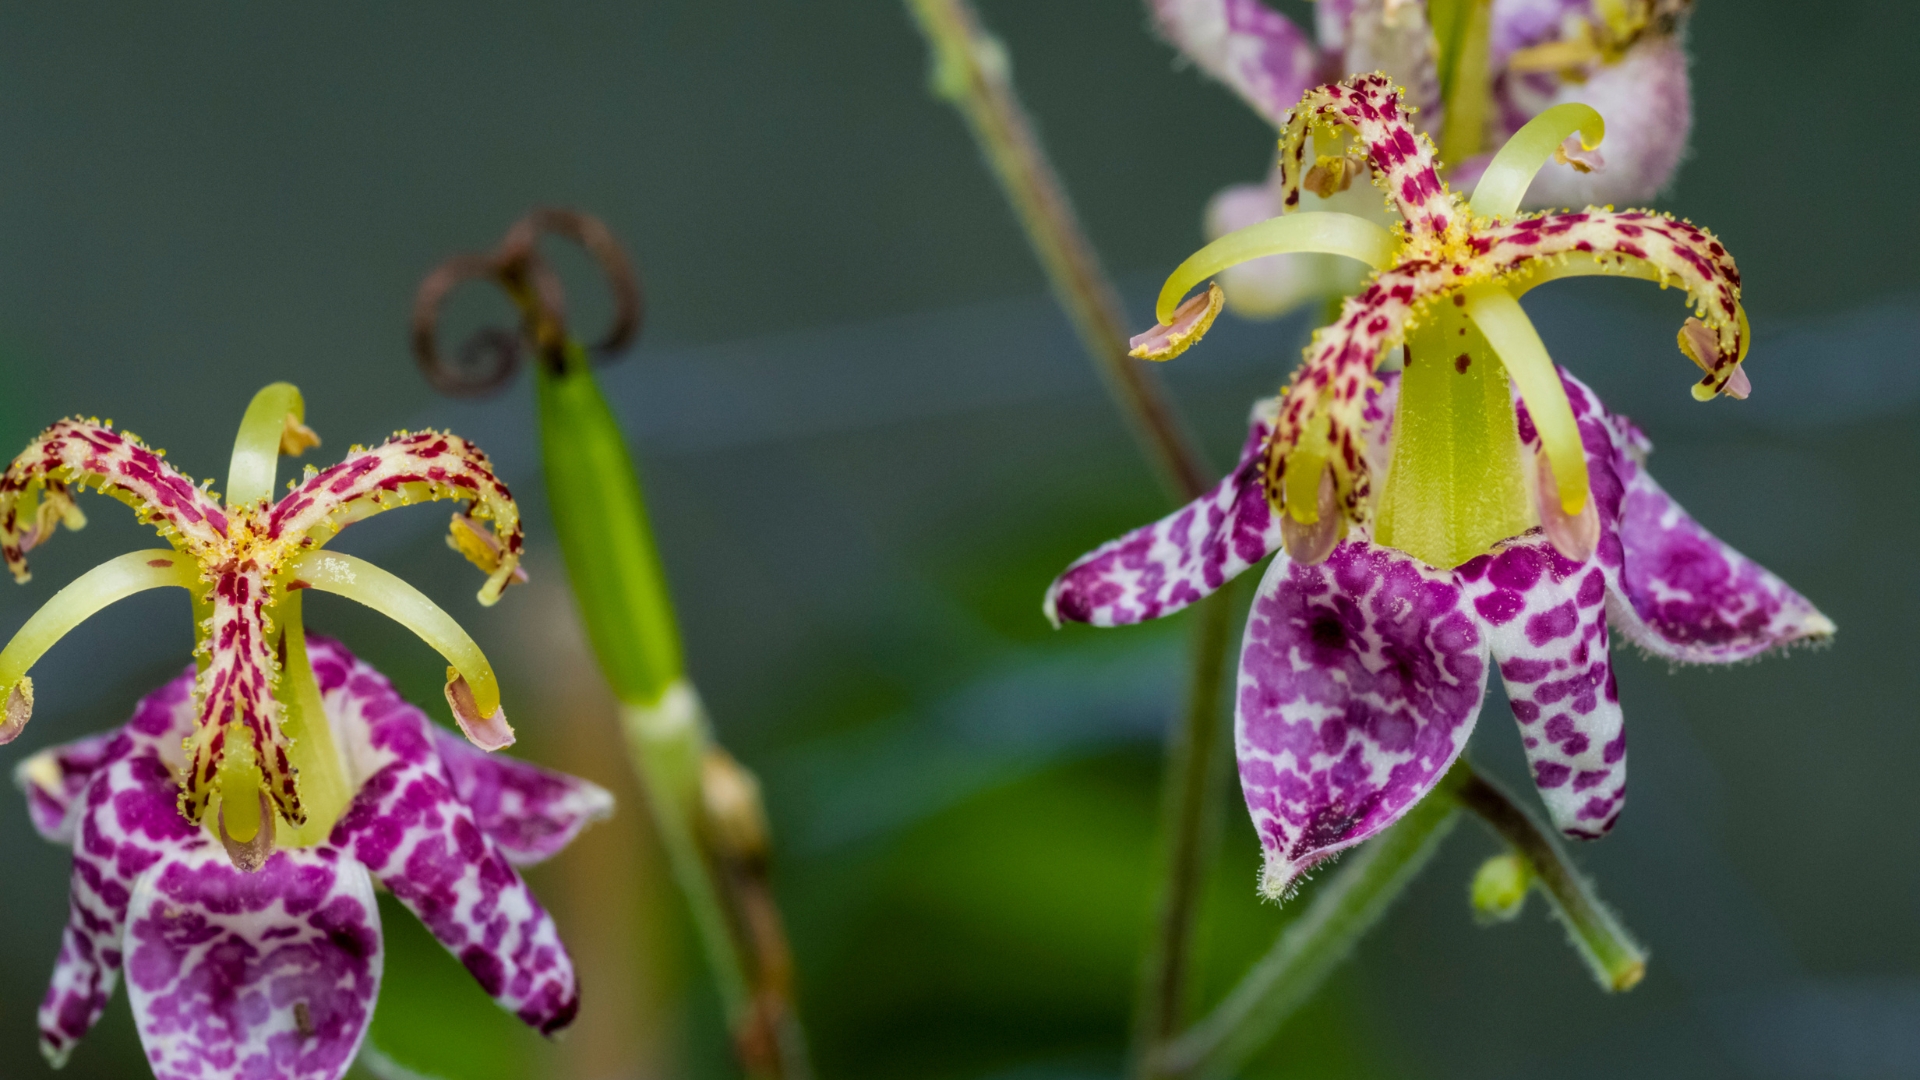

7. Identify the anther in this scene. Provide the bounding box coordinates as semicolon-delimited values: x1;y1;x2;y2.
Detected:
1535;450;1598;562
446;669;515;751
1280;466;1343;566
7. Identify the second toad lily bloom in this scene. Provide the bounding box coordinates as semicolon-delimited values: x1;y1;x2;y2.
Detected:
1047;75;1831;898
0;383;525;865
1150;0;1694;318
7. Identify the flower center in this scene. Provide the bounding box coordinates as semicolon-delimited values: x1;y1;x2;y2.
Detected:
1374;296;1536;569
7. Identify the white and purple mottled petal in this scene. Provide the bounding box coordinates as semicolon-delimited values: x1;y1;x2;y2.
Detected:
123;848;381;1080
36;672;197;1066
433;731;613;867
1521;374;1834;663
1148;0;1323;128
1459;536;1626;838
1608;433;1834;663
1046;398;1284;627
1235;541;1489;898
323;653;580;1035
16;729;120;844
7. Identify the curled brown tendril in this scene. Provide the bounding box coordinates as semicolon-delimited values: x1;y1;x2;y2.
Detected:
411;208;646;397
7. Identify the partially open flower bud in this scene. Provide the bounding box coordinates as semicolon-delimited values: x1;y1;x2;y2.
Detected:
1471;852;1534;924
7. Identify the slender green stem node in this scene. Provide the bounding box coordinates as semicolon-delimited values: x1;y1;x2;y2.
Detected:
1454;767;1647;991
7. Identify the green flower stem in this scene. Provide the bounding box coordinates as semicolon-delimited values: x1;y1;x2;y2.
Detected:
536;344;810;1080
1453;767;1647;991
903;2;1240;1070
1151;767;1466;1080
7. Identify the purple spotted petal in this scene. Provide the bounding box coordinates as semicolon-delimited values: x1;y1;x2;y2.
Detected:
1460;536;1625;838
1235;541;1488;898
1607;423;1834;663
433;730;613;867
124;848;380;1080
324;651;580;1035
16;729;120;844
1149;0;1322;128
1046;399;1284;627
38;673;198;1066
1519;374;1834;663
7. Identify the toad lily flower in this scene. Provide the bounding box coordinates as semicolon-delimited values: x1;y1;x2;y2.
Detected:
0;385;604;1075
1150;0;1692;317
17;638;609;1076
0;383;525;856
1047;75;1831;898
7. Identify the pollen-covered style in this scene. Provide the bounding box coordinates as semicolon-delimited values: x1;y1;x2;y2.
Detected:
0;384;524;854
0;385;606;1077
1048;76;1830;899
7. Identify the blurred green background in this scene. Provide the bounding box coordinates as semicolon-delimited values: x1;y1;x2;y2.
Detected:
0;2;1915;1078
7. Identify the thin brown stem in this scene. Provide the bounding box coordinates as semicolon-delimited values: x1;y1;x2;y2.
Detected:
905;0;1212;503
1132;585;1237;1063
904;2;1232;1071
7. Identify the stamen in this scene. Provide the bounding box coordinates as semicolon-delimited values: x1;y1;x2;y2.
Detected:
1153;212;1399;325
1282;405;1334;524
274;591;353;844
1130;284;1224;362
445;670;515;751
217;787;276;874
288;550;508;742
226;382;317;509
0;551;200;733
1303;155;1363;198
1;678;31;744
19;483;87;555
1468;103;1606;221
1678;317;1750;399
1279;466;1342;565
1534;449;1599;562
1462;284;1592;517
449;513;530;588
280;415;321;457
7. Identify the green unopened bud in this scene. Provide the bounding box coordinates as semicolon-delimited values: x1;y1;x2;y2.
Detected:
1471;852;1533;924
